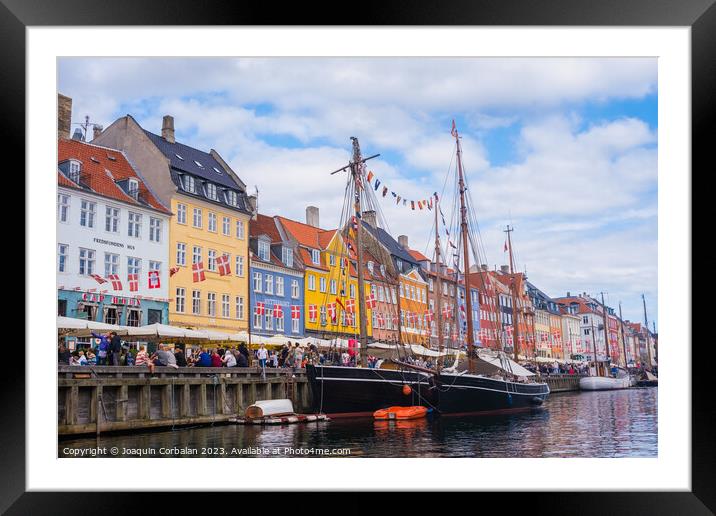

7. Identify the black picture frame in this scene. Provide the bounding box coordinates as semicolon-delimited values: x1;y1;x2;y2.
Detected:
6;0;711;512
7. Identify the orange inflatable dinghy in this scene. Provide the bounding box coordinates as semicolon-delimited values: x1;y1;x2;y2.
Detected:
373;406;428;420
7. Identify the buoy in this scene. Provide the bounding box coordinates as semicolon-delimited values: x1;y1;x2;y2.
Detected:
402;384;412;396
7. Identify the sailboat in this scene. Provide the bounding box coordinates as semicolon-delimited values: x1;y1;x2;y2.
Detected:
579;292;631;391
305;124;549;417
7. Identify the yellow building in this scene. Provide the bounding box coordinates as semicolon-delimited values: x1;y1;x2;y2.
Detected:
399;269;429;345
93;114;252;333
277;214;371;339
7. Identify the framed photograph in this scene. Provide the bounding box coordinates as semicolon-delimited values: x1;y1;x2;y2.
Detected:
9;0;711;511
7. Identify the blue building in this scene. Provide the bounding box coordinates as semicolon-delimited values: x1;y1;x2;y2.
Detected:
249;214;304;338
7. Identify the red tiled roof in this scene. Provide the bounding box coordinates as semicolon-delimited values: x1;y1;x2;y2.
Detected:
276;216;326;249
408;249;430;262
57;138;171;214
58;171;76;188
250;213;281;241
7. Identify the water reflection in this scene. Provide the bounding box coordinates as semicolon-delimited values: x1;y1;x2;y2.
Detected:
59;388;657;458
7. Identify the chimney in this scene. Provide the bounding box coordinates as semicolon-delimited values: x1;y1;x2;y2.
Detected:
247;195;258;219
161;115;175;143
362;210;377;228
72;128;84;141
500;265;509;274
567;291;571;297
58;94;72;140
398;235;409;249
481;264;488;271
92;124;103;141
306;206;319;227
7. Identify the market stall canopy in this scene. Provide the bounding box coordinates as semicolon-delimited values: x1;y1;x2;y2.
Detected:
195;329;232;341
57;316;130;337
125;323;206;341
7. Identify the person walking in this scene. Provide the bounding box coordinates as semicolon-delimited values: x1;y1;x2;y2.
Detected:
109;332;122;366
91;332;111;365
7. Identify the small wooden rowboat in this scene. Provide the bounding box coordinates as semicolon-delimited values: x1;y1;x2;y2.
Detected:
373;406;428;420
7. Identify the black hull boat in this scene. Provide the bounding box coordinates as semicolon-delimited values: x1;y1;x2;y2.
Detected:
306;364;549;417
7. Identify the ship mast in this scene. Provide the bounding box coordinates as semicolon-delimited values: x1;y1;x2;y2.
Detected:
600;292;611;369
642;293;653;372
505;225;521;362
434;199;444;372
453;122;476;373
618;302;628;368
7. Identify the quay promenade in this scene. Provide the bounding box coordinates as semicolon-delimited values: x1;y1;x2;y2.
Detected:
58;366;310;436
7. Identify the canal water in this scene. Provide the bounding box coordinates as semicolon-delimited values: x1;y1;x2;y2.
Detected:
58;388;657;458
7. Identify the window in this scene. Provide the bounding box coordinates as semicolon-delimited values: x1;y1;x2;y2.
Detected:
276;277;285;296
265;312;273;330
127;212;142;238
127;257;141;276
58;194;70;223
149;217;162;242
205;183;218;200
192;246;202;264
265;274;274;294
276;311;284;332
307;274;316;291
392;288;397;304
149;261;161;274
208;212;217;232
208;249;217;271
80;200;96;228
192;290;201;315
350;284;356;299
222;216;230;236
422;290;426;303
183;175;195;193
193;208;202;228
291;279;299;298
253;305;263;329
176;243;186;266
282;247;293;267
319;277;327;293
105;206;119;233
320;306;327;326
429;278;434;292
330;254;336;266
367;261;374;274
104;252;119;277
177;203;187;224
311;249;320;265
236;220;244;239
235;255;244;277
258;241;270;261
253;272;262;292
226;190;238;206
207;293;216;317
330;279;337;295
292;317;299;334
78;248;95;275
235;296;244;319
176;288;186;313
222;294;230;318
68;160;81;182
58;244;68;272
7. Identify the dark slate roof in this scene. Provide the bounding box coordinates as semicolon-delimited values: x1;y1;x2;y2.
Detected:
143;129;241;190
526;281;561;314
362;222;420;270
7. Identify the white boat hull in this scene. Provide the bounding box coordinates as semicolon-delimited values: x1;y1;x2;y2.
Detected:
579;376;631;391
245;399;295;418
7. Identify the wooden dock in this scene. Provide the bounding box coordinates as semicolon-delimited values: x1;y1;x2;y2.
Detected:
542;373;585;392
57;366;311;436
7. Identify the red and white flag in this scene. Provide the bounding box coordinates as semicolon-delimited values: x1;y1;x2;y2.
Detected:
365;294;377;309
327;303;337;322
425;310;433;323
450;119;458;137
345;298;355;313
291;305;300;320
216;254;231;276
90;274;107;284
169;266;180;277
192;261;206;282
442;305;451;319
128;273;139;292
273;304;283;318
308;304;317;321
107;274;123;291
345;312;354;326
255;301;265;316
377;312;385;327
148;270;160;289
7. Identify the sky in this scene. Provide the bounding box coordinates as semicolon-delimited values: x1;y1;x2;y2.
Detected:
58;57;658;328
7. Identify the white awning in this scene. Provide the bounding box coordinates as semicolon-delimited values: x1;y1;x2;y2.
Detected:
57;316;131;336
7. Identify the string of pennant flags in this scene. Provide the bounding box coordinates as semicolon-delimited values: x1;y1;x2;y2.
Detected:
363;170;439;212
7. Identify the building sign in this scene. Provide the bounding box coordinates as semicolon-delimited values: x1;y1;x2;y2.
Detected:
93;237;135;251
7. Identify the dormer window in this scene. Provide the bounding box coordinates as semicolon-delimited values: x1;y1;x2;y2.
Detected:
182;175;195;193
380;264;386;276
205;183;218;200
367;261;374;274
225;190;238;206
258;240;270;262
127;178;139;200
68;160;81;183
282;247;293;267
311;249;320;265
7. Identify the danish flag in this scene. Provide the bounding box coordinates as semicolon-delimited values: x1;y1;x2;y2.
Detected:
541;333;549;342
442;305;451;319
308;304;317;321
128;273;139;292
148;270;160;289
90;274;107;284
505;325;513;337
327;303;337;322
108;274;123;291
255;301;265;316
291;305;300;320
377;312;385;327
273;304;283;318
425;310;433;323
192;261;206;282
365;294;377;309
345;298;355;313
216;254;231;276
169;266;180;277
345;312;354;326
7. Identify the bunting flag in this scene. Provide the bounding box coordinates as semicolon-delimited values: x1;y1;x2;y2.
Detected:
374;179;381;191
411;201;415;210
169;266;180;277
396;196;401;204
504;240;509;252
90;274;107;284
367;170;374;183
128;273;139;292
273;304;283;318
192;261;206;282
148;270;160;289
382;186;388;197
216;254;231;276
308;304;318;320
291;305;301;320
107;274;123;291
